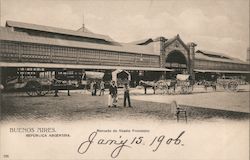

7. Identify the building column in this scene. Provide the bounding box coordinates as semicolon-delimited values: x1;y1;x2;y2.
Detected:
158;37;166;68
188;42;197;81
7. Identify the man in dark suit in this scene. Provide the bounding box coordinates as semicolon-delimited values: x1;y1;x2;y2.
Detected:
123;83;132;107
108;81;117;107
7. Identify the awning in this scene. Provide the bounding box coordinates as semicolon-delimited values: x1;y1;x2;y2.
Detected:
194;69;250;74
0;62;172;72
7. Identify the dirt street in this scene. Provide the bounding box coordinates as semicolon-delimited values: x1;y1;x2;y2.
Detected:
1;86;249;122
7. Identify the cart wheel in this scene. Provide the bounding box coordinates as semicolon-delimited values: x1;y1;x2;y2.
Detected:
184;86;190;94
25;81;41;97
180;86;187;94
38;85;51;96
222;83;228;90
227;81;239;92
187;85;193;94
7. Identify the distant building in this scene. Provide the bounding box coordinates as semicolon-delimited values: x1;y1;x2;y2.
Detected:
0;20;249;86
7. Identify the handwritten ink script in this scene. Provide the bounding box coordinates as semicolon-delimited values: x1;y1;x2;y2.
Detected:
77;131;185;158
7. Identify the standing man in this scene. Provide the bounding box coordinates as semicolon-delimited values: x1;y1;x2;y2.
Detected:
67;80;71;96
90;81;94;96
123;83;132;107
108;81;117;107
53;79;59;97
93;81;97;96
99;80;105;96
144;85;147;94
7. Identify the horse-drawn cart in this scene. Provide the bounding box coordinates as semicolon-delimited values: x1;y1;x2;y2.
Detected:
216;78;239;92
175;74;193;94
200;76;240;92
6;76;80;97
4;69;99;96
139;74;193;95
6;77;52;96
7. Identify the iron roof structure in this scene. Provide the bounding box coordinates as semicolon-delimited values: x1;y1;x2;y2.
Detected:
1;20;249;65
6;20;114;42
195;50;248;64
0;25;157;55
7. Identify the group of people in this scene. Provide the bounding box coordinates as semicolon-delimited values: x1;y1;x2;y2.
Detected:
108;80;132;108
90;80;132;108
90;80;105;96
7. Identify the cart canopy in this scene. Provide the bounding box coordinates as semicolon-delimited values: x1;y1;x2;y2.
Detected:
176;74;190;81
85;71;104;79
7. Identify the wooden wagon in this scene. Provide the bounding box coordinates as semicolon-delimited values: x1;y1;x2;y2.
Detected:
216;77;239;92
4;68;88;96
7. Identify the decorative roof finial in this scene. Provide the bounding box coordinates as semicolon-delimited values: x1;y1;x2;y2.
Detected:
77;14;93;33
82;14;85;32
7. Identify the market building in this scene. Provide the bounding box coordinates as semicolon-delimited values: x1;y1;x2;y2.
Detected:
0;20;249;87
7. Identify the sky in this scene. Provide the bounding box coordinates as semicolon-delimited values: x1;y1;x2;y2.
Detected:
1;0;249;60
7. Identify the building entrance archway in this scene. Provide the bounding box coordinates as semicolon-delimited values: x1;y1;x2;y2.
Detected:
166;50;188;72
165;50;188;79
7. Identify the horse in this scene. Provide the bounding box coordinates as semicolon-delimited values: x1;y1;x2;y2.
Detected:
139;80;157;94
140;80;178;95
202;80;216;91
165;79;177;94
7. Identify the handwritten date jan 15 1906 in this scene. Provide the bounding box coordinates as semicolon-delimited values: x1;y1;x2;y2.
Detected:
77;131;185;158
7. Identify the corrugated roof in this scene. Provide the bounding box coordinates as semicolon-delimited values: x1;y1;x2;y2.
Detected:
6;20;114;42
195;50;248;64
129;38;153;45
0;26;157;55
197;50;231;59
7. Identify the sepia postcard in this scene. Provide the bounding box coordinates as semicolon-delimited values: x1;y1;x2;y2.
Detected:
0;0;249;159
